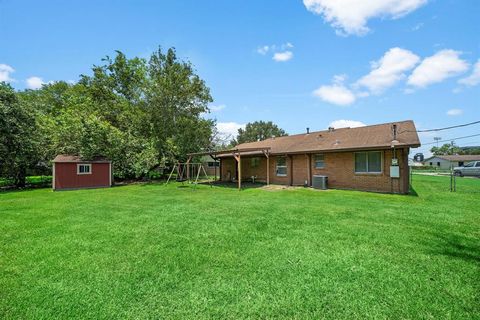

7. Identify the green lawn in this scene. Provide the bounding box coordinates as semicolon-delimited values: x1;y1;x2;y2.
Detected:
1;175;479;319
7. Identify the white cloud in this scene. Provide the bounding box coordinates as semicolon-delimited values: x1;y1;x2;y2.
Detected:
411;22;424;31
257;45;269;55
272;51;293;62
329;119;366;128
217;122;246;140
458;59;480;87
356;47;420;94
313;75;356;106
303;0;428;36
0;64;15;82
209;104;226;112
446;108;463;116
26;76;45;89
407;50;469;88
257;43;294;62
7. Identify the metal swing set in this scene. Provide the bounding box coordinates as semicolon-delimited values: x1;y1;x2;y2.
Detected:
165;162;212;188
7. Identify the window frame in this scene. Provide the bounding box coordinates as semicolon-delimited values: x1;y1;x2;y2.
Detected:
250;157;260;168
354;151;383;174
276;156;287;177
207;161;219;168
77;163;92;175
314;154;325;169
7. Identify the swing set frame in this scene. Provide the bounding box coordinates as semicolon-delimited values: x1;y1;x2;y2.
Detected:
165;161;213;188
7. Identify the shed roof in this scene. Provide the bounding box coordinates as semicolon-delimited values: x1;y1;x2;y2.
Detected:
53;155;111;163
222;120;420;156
425;155;480;162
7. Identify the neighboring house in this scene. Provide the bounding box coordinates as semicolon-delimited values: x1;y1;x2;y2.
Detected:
192;120;420;194
52;155;112;191
408;158;424;167
423;155;480;170
201;155;220;176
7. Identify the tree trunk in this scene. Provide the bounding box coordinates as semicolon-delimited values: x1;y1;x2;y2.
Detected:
15;166;26;188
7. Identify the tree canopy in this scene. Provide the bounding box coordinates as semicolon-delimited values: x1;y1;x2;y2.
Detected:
430;143;480;156
234;121;288;145
0;47;216;187
430;143;461;156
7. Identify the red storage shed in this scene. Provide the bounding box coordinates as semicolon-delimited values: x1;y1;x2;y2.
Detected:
52;155;112;191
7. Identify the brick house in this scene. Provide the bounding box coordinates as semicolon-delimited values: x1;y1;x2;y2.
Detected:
203;120;420;194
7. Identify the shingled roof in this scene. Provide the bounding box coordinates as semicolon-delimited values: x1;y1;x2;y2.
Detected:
427;155;480;162
53;155;111;163
228;120;420;156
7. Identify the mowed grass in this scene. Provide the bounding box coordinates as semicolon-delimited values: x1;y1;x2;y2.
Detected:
0;175;479;319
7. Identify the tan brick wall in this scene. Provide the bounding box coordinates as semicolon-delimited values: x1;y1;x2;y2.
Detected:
220;148;410;194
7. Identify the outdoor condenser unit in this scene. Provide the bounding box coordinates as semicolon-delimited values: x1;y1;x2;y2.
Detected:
312;175;328;190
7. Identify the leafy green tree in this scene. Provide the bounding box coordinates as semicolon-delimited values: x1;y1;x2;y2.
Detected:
234;121;288;145
430;143;462;156
1;47;215;185
0;83;41;187
146;47;213;161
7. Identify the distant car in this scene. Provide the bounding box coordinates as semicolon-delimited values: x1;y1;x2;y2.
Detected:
453;161;480;177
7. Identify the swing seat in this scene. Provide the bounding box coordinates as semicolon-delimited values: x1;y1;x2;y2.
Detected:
176;177;187;182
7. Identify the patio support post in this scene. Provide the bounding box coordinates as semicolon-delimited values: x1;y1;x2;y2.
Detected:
232;152;241;190
238;153;242;190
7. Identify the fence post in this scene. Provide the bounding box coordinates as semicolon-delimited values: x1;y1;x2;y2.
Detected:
454;173;456;192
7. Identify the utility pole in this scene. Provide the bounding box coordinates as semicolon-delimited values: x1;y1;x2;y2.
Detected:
434;137;441;148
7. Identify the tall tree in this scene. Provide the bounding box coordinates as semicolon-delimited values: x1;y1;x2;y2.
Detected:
1;47;216;184
430;143;461;156
234;121;288;145
146;47;213;161
0;83;41;187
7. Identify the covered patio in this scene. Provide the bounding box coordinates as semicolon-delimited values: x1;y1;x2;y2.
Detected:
187;147;271;190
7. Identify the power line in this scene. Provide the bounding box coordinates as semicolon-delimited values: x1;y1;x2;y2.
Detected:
421;133;480;146
399;120;480;134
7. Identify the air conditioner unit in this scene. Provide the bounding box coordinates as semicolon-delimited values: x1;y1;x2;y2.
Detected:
312;175;328;190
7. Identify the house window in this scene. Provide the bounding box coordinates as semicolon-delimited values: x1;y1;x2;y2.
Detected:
355;151;382;173
250;157;260;168
276;156;287;176
314;154;325;168
207;161;219;168
437;162;441;167
77;164;92;175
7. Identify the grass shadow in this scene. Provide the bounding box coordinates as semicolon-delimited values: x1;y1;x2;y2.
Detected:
408;185;419;197
426;232;480;264
198;180;265;190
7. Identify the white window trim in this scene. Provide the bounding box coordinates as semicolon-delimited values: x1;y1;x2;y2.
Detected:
77;163;92;175
354;151;383;174
276;157;287;177
314;154;325;169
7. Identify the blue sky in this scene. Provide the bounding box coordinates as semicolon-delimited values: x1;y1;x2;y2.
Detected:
1;0;479;156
